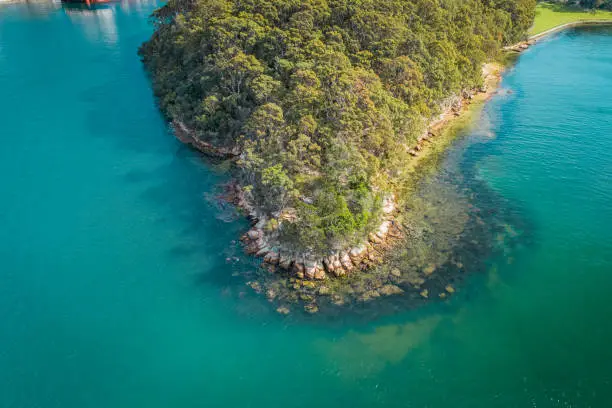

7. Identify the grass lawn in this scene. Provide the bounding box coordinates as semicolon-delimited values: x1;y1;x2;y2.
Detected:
530;2;612;36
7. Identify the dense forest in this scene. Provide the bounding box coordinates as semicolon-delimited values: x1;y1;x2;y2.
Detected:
140;0;536;255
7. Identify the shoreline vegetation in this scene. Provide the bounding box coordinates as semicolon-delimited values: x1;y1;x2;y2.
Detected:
174;63;503;285
234;62;505;282
141;0;612;312
139;0;536;311
241;64;514;314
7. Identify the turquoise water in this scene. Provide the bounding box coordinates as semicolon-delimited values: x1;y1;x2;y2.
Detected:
1;2;612;406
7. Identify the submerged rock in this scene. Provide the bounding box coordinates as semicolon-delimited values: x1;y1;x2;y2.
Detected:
359;290;381;302
331;294;345;306
247;281;262;293
276;306;290;315
304;303;319;314
404;270;425;287
423;264;436;275
266;288;276;300
300;291;314;301
379;284;404;296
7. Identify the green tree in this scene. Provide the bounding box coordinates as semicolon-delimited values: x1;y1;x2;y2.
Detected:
140;0;537;254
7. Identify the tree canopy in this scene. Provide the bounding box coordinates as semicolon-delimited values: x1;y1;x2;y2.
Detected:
140;0;536;254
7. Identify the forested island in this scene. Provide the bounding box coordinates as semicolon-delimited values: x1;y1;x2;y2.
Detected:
140;0;538;306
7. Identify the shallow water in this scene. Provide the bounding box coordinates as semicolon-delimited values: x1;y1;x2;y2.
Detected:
1;3;611;407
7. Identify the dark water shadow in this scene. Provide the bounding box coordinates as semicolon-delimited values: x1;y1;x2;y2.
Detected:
62;14;273;314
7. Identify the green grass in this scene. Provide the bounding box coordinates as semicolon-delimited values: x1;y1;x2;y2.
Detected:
530;2;612;36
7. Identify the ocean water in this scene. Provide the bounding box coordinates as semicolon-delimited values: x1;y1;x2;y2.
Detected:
1;2;611;407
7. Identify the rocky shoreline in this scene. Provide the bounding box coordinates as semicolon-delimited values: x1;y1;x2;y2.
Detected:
173;120;239;159
234;65;502;283
236;189;402;281
505;38;537;53
172;60;507;312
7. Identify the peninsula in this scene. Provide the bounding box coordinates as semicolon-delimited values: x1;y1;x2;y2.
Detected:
140;0;536;289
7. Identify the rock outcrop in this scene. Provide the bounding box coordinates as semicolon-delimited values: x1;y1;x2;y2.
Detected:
173;120;239;159
239;65;503;283
505;39;536;53
239;193;403;280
